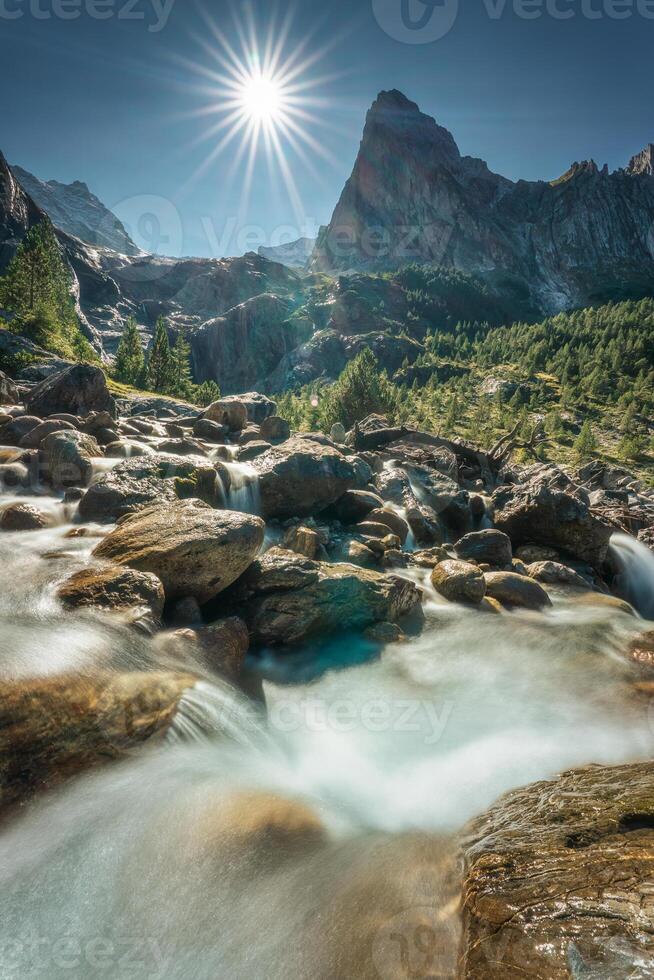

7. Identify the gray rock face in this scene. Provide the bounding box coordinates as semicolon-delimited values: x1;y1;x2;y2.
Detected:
26;365;116;419
93;499;264;603
311;89;654;314
493;465;613;568
11;166;139;255
253;436;363;520
234;546;421;645
258;237;315;269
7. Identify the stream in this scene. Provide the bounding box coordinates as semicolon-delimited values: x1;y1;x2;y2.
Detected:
0;472;653;979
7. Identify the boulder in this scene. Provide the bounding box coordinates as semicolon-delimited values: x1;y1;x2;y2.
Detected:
192;418;228;442
78;453;217;522
483;571;552;611
41;430;100;488
356;520;397;540
0;415;42;446
0;671;198;810
493;465;613;567
156;438;206;457
93;499;264;604
0;502;50;531
253;436;363;520
459;761;654;979
175;616;250;682
329;489;385;523
204;397;248;431
431;559;486;604
346;540;377;567
367;507;410;544
238;440;272;462
57;565;165;619
0;369;19;405
18;419;76;448
526;560;592;589
455;529;512;567
282;524;322;559
26;364;116;419
235;547;421;645
260;415;290;442
376;465;443;545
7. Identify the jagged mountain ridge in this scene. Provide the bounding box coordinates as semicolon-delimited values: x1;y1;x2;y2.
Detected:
258;237;315;269
312;90;654;314
11;166;139;256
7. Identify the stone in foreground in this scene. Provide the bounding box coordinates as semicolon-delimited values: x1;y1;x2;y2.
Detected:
459;761;654;978
57;564;165;619
431;559;486;604
93;499;264;603
483;571;552;611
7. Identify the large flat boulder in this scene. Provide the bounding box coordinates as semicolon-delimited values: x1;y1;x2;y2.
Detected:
252;436;364;520
234;546;421;645
93;499;264;603
493;465;613;567
26;364;116;419
459;761;654;978
78;452;217;522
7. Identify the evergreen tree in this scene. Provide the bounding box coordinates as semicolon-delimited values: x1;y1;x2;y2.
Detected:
170;332;193;398
114;317;144;386
0;219;94;361
318;349;396;430
574;420;597;460
145;317;174;392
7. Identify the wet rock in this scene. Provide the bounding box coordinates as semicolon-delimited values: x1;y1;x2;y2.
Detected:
104;441;150;458
18;419;76;449
329;488;385;523
157;438;206;457
493;465;613;567
356;520;397;540
431;559;486;604
78;453;216;522
459;761;654;979
0;369;19;405
180;616;250;682
260;415;290;442
364;621;405;644
483;571;552;611
516;544;560;564
0;671;198;809
0;414;42;446
282;524;322;559
0;462;29;491
567;592;636;616
192;418;228;442
376;466;443;545
0;502;50;531
204;397;248;431
346;540;377;567
239;426;262;444
41;430;100;488
57;565;165;619
253;436;362;520
455;529;512;567
93;499;265;604
26;364;116;419
237;440;272;462
367;507;410;544
410;546;450;568
526;560;592;589
236;547;421;645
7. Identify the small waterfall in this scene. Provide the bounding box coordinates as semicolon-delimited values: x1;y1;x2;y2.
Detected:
610;532;654;620
217;460;261;514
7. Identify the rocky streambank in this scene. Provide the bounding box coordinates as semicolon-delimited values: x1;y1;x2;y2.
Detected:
1;362;654;976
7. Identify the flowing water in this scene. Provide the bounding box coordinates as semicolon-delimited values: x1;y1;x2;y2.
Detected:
1;473;654;978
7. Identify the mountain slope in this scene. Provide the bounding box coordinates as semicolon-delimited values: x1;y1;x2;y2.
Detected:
312;90;654;316
11;166;138;255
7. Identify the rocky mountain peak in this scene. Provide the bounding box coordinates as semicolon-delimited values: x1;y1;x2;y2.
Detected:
363;89;460;165
627;143;654;176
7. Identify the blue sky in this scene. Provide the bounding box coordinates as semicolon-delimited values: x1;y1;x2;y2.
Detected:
2;0;653;257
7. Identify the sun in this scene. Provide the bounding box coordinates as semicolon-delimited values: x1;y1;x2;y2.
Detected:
238;72;285;124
